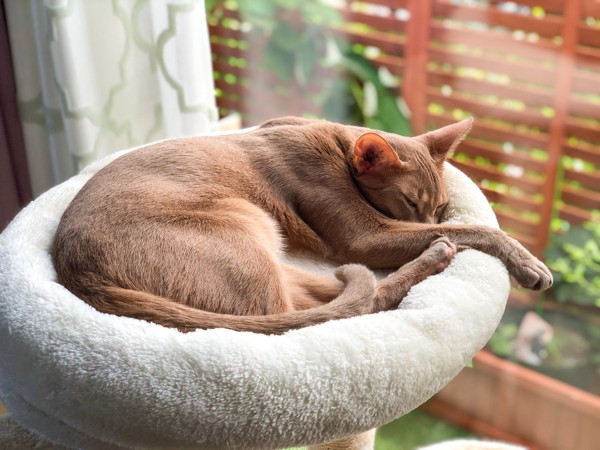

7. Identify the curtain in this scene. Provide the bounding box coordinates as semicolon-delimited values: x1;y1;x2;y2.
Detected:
4;0;218;197
1;1;31;230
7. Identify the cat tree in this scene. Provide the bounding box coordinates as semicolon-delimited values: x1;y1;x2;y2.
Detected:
0;138;510;449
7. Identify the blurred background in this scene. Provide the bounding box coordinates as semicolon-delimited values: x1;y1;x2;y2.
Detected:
1;0;599;449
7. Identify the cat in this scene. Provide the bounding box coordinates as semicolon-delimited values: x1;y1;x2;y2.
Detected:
52;116;552;336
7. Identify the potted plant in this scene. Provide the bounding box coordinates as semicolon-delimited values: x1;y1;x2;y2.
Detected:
206;0;411;135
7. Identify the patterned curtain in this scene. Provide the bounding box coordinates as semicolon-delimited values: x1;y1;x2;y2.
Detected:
4;0;217;197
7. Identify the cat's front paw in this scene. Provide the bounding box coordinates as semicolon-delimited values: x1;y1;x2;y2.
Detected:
506;237;553;290
423;236;457;273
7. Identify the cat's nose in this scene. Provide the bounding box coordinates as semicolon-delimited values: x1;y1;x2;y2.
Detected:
423;215;435;224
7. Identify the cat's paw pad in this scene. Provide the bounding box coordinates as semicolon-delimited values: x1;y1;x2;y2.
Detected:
423;237;457;273
513;254;553;291
504;236;553;291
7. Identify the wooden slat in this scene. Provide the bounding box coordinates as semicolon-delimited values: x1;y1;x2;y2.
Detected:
452;159;544;195
210;41;246;59
428;87;551;131
459;140;547;173
429;25;558;63
428;68;553;109
568;96;600;121
563;141;600;166
369;53;405;73
583;0;600;17
559;204;593;225
578;25;600;50
575;45;600;72
429;114;549;150
572;69;600;96
212;60;246;79
216;95;242;114
480;186;541;213
208;24;245;42
495;209;539;237
342;10;407;34
488;0;565;15
564;118;600;144
214;79;244;97
564;168;600;192
331;28;406;56
428;48;557;86
434;0;564;37
561;185;600;211
348;0;409;9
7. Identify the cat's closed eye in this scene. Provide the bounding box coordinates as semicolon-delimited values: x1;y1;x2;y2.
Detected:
435;202;449;220
403;195;418;210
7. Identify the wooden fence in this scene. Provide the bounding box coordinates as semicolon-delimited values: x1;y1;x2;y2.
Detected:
208;0;600;259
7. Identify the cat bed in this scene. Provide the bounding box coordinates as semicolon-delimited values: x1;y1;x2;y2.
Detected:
0;138;510;450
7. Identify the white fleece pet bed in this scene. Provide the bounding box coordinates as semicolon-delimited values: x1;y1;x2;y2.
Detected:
0;142;510;449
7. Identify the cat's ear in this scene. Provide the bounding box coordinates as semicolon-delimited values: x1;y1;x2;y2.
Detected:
417;118;473;165
353;133;404;177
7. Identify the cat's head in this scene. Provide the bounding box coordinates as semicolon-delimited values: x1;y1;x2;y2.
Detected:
351;119;473;223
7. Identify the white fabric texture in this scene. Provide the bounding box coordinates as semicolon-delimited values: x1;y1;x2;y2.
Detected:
5;0;217;197
0;142;510;450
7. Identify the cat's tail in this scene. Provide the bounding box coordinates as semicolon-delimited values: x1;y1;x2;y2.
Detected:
90;264;377;335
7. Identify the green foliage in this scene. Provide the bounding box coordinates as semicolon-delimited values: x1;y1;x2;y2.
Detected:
207;0;410;135
487;323;518;357
322;48;411;135
545;221;600;307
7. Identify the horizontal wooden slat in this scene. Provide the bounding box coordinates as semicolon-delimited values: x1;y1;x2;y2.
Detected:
369;53;405;73
488;0;565;15
583;0;600;17
459;140;546;173
451;159;544;195
564;118;600;144
572;69;600;96
495;209;539;237
568;96;600;121
342;10;407;34
480;186;541;214
428;48;557;86
428;68;553;108
208;22;247;41
212;60;246;78
575;45;600;72
563;141;600;166
578;24;600;50
559;204;594;225
430;25;559;61
214;79;244;96
216;96;242;114
348;0;409;9
210;41;246;59
429;114;549;149
331;28;406;56
564;168;600;192
434;0;564;37
428;87;551;131
561;185;600;211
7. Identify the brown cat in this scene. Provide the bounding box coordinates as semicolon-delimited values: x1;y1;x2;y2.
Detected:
51;117;552;336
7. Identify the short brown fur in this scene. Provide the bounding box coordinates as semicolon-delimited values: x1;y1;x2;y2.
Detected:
52;117;552;336
52;117;552;450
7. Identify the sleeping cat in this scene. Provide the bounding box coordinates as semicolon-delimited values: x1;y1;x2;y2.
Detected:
52;117;552;336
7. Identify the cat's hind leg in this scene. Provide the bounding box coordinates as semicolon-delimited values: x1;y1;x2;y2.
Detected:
282;265;345;310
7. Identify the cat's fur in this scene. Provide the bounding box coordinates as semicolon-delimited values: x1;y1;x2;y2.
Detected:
52;117;552;450
52;117;551;336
